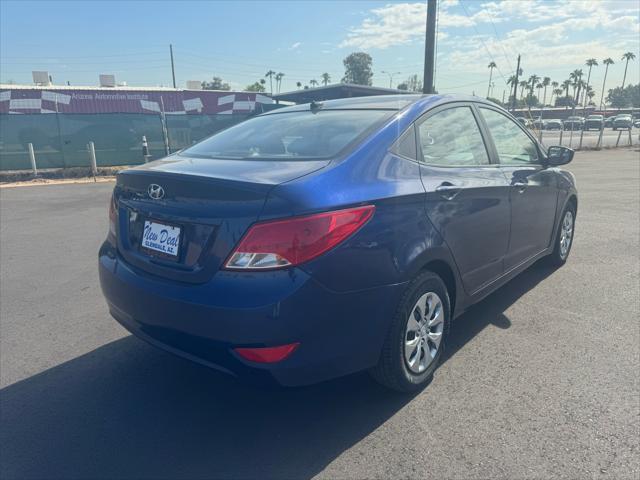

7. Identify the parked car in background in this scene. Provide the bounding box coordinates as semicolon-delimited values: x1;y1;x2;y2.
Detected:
516;117;533;128
545;119;564;130
564;116;585;130
634;119;640;128
99;94;578;392
613;114;633;130
532;118;546;130
584;115;604;131
604;116;616;128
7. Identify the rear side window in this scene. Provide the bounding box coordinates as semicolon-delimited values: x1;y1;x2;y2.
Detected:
416;106;490;166
181;109;392;160
480;108;539;165
392;125;418;160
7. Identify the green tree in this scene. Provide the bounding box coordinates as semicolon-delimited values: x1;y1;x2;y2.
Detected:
561;79;572;97
201;76;231;91
397;74;422;92
341;52;373;85
321;72;331;85
296;81;302;89
309;79;319;87
555;95;575;107
600;58;614;109
487;61;497;98
583;59;598;107
607;83;640;108
245;81;266;92
621;52;636;89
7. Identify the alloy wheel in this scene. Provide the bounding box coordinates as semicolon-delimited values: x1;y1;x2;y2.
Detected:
404;292;444;374
559;210;574;259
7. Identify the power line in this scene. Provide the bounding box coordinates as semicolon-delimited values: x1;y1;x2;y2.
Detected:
458;0;509;85
481;3;514;74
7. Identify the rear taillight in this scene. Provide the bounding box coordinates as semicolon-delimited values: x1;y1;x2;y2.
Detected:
108;194;117;239
224;205;375;270
234;343;300;363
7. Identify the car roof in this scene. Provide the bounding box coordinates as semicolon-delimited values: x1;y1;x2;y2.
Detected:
262;94;423;114
261;93;498;115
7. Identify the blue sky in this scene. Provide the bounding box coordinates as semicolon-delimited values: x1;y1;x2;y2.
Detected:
1;0;638;103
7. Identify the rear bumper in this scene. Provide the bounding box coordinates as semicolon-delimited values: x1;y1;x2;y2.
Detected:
99;242;406;386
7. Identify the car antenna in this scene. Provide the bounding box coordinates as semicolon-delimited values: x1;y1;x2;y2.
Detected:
310;100;323;113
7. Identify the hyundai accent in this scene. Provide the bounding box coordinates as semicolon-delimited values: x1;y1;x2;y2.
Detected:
99;94;577;392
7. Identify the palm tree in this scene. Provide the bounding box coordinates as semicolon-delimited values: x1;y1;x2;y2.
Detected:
519;80;528;100
549;80;559;105
600;58;614;109
569;69;583;101
296;81;302;89
309;79;319;87
540;77;551;106
535;83;543;104
561;79;571;98
321;72;331;86
274;72;285;93
264;70;276;95
587;89;596;105
274;73;282;93
487;61;497;98
553;88;564;106
621;52;636;89
583;59;598;107
528;74;540;98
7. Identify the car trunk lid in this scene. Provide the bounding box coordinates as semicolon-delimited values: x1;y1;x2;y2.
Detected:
113;155;329;283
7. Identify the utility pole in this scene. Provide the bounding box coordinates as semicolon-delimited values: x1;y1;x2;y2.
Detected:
169;44;176;89
510;54;521;112
422;0;437;94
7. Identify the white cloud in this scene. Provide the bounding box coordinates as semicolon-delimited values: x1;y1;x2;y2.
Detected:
289;42;302;50
340;0;639;50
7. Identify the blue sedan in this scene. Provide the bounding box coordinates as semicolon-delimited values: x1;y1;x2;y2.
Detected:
99;94;578;392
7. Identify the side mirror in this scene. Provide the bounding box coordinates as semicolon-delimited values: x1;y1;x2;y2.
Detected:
546;145;574;166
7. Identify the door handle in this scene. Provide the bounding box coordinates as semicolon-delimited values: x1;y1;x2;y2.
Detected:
512;181;528;193
435;182;462;200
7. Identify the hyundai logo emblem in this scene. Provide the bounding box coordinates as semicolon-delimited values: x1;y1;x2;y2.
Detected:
147;184;165;200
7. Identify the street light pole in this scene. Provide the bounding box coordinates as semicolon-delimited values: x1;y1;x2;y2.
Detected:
381;70;402;89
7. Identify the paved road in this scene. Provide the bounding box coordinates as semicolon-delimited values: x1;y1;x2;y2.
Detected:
1;149;639;479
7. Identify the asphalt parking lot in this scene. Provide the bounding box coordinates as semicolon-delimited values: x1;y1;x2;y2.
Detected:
1;148;639;479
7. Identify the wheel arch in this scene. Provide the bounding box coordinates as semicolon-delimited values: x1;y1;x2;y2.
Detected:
567;194;578;216
420;259;458;318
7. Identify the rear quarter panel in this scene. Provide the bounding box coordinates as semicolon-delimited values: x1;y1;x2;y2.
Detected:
260;102;461;294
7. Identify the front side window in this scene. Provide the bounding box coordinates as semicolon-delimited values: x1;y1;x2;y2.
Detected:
416;106;490;166
181;109;392;160
480;108;540;165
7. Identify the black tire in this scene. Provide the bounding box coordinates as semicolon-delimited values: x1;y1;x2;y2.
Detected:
370;271;450;392
547;202;576;267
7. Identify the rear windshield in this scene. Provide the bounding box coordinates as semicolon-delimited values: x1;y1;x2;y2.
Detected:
181;109;393;160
